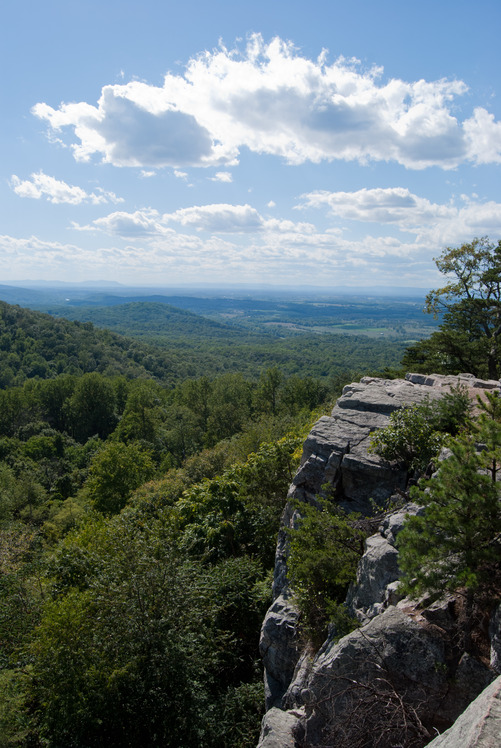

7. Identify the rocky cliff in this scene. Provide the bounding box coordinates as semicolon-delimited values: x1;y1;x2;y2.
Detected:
258;373;501;748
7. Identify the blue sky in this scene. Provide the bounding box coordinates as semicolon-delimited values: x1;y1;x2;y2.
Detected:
2;0;501;288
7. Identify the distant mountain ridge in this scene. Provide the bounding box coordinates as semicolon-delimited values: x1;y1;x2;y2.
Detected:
44;301;248;343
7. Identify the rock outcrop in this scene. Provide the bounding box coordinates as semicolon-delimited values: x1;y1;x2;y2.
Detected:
425;675;501;747
258;373;501;747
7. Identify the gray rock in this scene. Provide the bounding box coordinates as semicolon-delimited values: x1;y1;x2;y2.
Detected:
339;447;408;511
259;594;301;709
379;501;424;546
426;675;501;747
345;502;425;623
490;602;501;674
421;595;457;634
272;502;299;599
300;607;451;746
259;373;501;743
282;651;314;709
406;372;501;390
338;376;439;414
257;707;302;748
346;534;400;622
439;653;495;725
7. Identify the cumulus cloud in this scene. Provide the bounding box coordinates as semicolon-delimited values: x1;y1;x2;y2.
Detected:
0;227;435;287
78;209;170;238
32;35;501;170
10;171;123;205
209;171;233;182
299;187;449;226
299;187;501;246
165;203;263;232
77;203;265;236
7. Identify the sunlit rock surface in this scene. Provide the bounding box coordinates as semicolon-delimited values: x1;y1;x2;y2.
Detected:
258;373;501;747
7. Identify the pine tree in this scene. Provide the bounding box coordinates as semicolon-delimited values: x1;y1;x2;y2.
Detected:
397;392;501;638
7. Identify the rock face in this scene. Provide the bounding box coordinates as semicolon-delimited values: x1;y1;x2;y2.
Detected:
258;373;501;747
425;675;501;747
259;594;300;709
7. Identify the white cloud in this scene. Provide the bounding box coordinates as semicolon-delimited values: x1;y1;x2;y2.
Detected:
80;203;265;236
81;209;170;238
463;107;501;164
299;187;449;226
165;203;264;232
10;171;122;205
209;171;233;182
267;200;276;208
299;187;501;246
32;35;501;171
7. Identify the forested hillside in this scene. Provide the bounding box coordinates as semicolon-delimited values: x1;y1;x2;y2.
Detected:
0;298;346;747
0;299;407;384
1;240;497;748
0;301;183;386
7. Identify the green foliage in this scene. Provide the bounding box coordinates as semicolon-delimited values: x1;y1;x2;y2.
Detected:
404;237;501;379
176;434;301;566
0;669;32;747
66;372;118;442
0;293;412;745
42;298;409;382
370;404;444;472
287;499;365;644
398;391;501;603
25;506;271;748
215;681;265;748
32;564;214;746
0;300;180;386
369;387;471;472
85;441;155;514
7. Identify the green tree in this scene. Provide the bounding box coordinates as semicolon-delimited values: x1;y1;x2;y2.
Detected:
66;373;117;442
205;374;252;445
398;392;501;646
254;367;283;415
405;237;501;379
86;441;155;514
288;499;365;644
31;543;219;747
114;379;165;444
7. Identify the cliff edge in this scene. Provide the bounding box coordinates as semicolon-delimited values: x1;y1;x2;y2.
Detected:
258;373;501;748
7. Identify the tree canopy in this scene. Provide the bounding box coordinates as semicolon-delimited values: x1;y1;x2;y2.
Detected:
404;237;501;379
397;391;501;649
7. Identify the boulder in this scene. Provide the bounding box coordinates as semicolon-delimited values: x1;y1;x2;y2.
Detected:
346;534;400;622
438;653;495;724
379;501;424;545
346;502;424;622
259;593;300;709
426;675;501;747
297;607;452;746
258;374;501;747
257;707;302;748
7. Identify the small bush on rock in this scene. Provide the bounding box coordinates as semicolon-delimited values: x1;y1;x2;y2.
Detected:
369;386;471;472
287;499;365;646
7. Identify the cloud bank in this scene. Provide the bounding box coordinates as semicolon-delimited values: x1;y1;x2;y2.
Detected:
299;187;501;244
32;35;501;171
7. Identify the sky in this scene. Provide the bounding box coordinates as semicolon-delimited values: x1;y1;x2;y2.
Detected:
1;0;501;289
